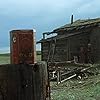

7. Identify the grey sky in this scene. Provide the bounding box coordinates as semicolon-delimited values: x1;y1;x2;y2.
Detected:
0;0;100;53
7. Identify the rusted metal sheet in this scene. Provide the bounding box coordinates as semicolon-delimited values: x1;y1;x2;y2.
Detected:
10;30;36;64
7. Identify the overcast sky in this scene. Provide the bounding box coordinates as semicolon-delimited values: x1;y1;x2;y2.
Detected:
0;0;100;53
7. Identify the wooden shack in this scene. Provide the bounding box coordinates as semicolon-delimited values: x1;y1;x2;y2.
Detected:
38;18;100;63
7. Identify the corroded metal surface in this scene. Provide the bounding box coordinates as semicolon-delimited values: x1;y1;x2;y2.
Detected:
10;30;36;64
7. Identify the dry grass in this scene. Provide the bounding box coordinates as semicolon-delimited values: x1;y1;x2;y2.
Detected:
0;53;41;64
51;65;100;100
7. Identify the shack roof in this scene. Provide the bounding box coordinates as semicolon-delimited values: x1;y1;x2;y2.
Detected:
37;18;100;43
37;31;82;43
53;18;100;33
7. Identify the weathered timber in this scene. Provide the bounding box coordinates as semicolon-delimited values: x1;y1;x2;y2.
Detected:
0;63;50;100
57;66;94;84
50;64;95;84
60;74;77;83
48;62;90;70
0;64;34;100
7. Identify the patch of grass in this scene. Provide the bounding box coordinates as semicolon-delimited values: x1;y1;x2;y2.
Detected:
36;51;41;55
0;53;10;56
52;84;99;100
36;54;41;61
51;74;100;100
0;53;41;64
0;54;10;64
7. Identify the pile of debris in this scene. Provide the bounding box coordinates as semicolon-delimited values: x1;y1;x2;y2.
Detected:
49;62;100;84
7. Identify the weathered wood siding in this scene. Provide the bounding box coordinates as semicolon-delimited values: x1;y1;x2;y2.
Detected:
41;39;68;62
0;63;49;100
41;33;90;62
0;64;34;100
69;33;89;60
41;42;50;61
90;27;100;62
53;39;68;62
41;27;100;63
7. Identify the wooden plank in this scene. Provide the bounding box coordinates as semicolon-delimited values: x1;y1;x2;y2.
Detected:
60;74;77;83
